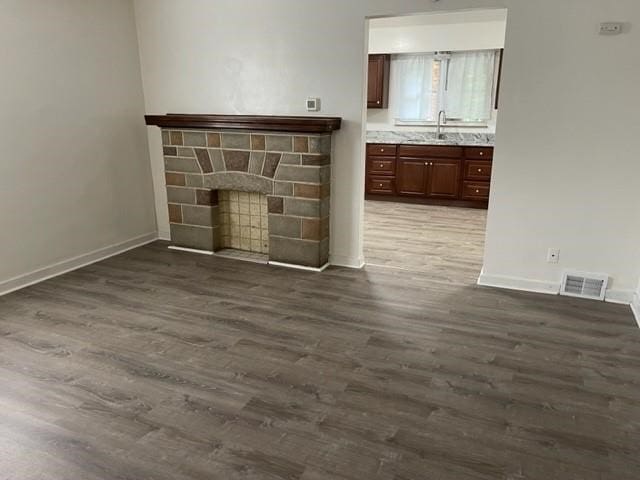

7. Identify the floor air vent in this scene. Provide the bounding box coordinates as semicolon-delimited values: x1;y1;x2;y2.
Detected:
560;271;609;301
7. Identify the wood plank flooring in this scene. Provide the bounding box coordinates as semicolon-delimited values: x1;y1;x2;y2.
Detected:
364;201;487;283
0;230;639;479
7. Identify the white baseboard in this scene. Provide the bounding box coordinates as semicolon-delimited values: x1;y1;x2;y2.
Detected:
604;289;635;305
269;261;330;272
330;254;365;269
158;229;171;241
0;232;158;297
477;271;560;295
632;288;640;328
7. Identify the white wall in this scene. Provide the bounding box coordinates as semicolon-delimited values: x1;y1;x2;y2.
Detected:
135;0;640;302
369;10;507;54
481;1;640;302
0;0;157;293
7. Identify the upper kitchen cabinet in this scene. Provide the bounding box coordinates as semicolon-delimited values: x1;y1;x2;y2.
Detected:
367;54;390;109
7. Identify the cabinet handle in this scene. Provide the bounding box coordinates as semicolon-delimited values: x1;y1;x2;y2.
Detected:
424;162;429;166
479;152;485;156
478;168;483;172
379;184;384;188
379;163;385;168
475;189;480;193
377;101;381;105
380;148;385;152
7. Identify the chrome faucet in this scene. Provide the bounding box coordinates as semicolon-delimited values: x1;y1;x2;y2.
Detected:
436;110;447;140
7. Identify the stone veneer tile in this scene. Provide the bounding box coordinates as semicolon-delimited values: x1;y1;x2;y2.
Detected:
177;147;195;157
202;173;273;194
183;131;207;147
265;135;292;152
196;189;218;206
194;148;213;173
170;131;184;146
185;174;204;188
182;205;216;227
301;218;321;241
293;183;320;199
165;172;186;187
321;217;330;238
222;133;250;150
320;166;331;184
209;149;225;172
275;165;320;183
162;130;171;146
268;215;300;238
320;197;330;217
249;152;265;175
167;186;196;205
302;154;330;166
224;150;250;172
262;153;281;178
294;137;309;153
163;146;177;156
164;157;201;174
274;181;293;196
251;134;265;151
207;132;221;148
280;154;301;165
170;224;215;251
309;136;331;154
269;236;320;267
320;238;329;265
168;204;182;223
285;198;320;218
267;196;283;214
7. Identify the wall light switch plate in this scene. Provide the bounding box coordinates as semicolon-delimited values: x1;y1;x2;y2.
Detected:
599;22;623;35
306;97;321;112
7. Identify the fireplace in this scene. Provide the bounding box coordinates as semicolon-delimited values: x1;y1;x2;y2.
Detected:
145;115;342;269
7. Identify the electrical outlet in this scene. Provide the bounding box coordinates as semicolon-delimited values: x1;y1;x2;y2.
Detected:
547;248;560;264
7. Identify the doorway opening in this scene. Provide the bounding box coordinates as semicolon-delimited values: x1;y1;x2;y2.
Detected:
363;9;507;284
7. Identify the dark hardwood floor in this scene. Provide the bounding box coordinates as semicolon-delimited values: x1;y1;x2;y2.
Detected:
0;236;639;479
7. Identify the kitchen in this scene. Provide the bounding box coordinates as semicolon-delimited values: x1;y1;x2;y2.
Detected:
364;9;507;282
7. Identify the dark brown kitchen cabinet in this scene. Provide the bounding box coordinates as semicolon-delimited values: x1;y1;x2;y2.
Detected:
367;54;390;109
365;143;493;208
396;159;429;196
427;160;461;199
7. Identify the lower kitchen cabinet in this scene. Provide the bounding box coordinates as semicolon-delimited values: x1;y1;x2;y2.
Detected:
365;143;493;208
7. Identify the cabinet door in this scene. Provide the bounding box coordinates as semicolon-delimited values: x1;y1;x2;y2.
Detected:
427;159;461;199
397;159;428;197
367;55;390;109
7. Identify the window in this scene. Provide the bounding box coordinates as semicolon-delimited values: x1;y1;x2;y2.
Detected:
391;50;498;124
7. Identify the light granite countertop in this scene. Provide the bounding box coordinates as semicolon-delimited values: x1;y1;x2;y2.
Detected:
367;130;495;147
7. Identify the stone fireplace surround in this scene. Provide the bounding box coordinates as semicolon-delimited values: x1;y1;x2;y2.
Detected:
145;115;342;269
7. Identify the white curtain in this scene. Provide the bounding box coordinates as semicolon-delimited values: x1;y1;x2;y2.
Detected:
445;50;496;122
391;54;436;121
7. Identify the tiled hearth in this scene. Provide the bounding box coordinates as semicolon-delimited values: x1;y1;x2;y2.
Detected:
160;128;331;268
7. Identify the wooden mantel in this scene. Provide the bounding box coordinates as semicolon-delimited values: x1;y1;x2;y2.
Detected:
144;114;342;134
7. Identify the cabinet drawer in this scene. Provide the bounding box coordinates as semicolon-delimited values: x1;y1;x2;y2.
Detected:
462;181;490;201
464;160;492;181
465;147;493;160
367;144;397;157
367;176;396;195
398;145;463;159
367;157;395;176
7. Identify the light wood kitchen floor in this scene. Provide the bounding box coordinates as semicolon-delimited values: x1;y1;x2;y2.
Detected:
365;200;487;284
0;240;639;479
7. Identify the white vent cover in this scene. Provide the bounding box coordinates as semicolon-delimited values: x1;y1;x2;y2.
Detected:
560;270;609;301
